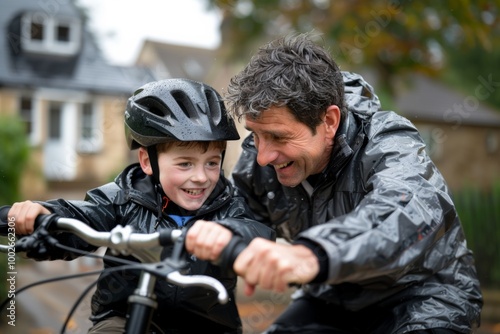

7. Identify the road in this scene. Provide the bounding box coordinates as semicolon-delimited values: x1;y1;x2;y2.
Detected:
1;260;499;334
0;259;289;334
1;260;98;334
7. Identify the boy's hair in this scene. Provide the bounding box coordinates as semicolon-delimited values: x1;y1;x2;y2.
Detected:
156;141;227;154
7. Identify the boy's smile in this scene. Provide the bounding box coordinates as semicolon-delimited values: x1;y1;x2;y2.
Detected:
157;145;222;211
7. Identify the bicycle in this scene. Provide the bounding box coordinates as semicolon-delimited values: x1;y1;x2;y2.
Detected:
0;206;246;334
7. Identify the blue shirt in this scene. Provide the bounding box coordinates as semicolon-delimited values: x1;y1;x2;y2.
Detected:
169;214;193;227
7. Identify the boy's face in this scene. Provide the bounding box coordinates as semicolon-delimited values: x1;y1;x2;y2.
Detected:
140;144;222;211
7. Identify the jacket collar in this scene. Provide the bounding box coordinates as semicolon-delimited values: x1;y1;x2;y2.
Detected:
323;111;366;182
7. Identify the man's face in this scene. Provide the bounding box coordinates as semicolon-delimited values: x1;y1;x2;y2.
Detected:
244;106;339;187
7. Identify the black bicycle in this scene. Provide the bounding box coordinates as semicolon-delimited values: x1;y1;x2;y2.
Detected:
0;206;245;334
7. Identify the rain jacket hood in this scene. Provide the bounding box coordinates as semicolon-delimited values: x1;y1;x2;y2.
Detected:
36;163;275;332
231;72;482;333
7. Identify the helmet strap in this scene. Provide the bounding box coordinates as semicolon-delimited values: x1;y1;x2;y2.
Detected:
147;146;170;229
147;145;161;185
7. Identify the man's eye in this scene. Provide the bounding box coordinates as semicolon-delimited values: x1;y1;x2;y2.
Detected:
252;133;260;146
271;134;286;142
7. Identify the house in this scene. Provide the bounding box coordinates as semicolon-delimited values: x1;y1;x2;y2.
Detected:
395;74;500;191
0;0;156;200
136;39;218;83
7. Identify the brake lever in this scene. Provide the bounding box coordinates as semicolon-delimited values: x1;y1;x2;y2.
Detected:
15;214;61;259
139;262;228;304
166;271;228;304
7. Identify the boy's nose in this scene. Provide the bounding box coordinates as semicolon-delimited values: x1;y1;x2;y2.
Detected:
192;166;208;182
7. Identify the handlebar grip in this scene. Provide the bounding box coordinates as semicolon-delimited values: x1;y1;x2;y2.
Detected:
215;236;247;274
158;228;182;246
0;205;11;235
0;205;57;236
33;214;57;230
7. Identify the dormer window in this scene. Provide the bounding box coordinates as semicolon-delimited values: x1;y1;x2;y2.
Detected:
21;12;81;56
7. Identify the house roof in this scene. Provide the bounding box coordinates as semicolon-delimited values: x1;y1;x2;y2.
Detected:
0;0;155;95
395;74;500;127
136;39;217;82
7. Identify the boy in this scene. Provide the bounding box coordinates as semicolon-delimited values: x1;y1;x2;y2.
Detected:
7;78;274;333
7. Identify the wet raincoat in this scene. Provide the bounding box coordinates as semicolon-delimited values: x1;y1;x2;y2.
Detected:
231;72;483;333
35;163;275;333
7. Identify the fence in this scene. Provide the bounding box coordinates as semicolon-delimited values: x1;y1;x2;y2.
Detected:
454;180;500;289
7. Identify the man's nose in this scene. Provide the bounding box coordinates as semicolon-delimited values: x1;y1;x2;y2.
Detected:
256;140;279;167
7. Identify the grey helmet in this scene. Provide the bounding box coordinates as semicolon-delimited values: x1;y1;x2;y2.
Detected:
125;78;240;149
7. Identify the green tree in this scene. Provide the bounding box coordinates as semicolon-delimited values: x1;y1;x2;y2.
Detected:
0;115;30;204
0;114;30;301
442;44;500;110
207;0;497;98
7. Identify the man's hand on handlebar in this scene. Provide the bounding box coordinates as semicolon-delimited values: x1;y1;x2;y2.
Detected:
8;201;51;235
233;238;320;297
186;221;320;297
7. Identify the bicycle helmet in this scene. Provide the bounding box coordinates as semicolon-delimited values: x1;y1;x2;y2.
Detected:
125;78;240;150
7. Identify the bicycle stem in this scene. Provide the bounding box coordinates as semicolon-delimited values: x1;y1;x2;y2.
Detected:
126;271;158;334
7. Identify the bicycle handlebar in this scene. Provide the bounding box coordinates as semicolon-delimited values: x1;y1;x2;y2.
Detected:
0;206;233;304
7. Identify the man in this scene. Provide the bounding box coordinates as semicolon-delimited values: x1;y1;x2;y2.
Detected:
222;33;483;333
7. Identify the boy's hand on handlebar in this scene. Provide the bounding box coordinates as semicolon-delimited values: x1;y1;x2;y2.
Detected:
234;238;320;296
8;201;51;235
185;220;232;262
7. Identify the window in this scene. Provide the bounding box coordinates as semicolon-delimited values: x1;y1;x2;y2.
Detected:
21;13;81;56
48;102;62;140
78;103;102;153
18;95;41;146
80;103;93;140
19;96;33;135
485;132;499;154
56;24;70;42
31;22;44;40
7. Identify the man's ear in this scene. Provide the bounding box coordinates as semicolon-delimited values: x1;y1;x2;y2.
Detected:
324;105;341;140
138;147;153;175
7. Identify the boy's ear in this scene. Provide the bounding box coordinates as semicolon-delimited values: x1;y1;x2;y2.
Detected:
138;147;153;175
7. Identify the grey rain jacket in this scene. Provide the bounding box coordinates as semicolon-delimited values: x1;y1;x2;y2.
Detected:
36;163;275;332
231;72;483;333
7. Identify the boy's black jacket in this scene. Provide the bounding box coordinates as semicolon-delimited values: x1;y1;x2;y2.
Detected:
35;163;275;332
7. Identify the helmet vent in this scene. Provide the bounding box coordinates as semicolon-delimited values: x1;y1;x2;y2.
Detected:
172;90;199;121
139;97;172;119
205;89;221;125
133;88;144;96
